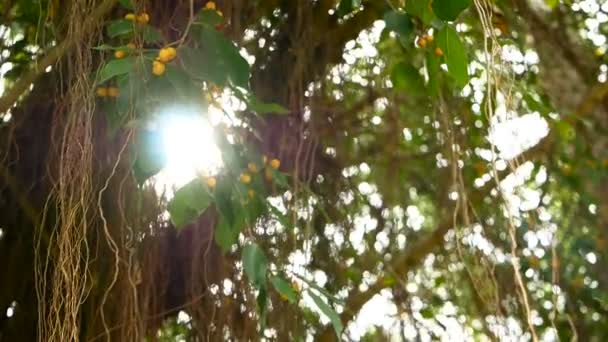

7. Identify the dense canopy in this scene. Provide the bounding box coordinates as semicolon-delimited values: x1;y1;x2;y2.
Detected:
1;0;608;341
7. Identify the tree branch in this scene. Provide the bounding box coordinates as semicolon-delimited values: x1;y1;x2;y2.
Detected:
0;0;118;115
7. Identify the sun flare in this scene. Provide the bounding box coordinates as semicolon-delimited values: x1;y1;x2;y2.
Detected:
155;105;223;188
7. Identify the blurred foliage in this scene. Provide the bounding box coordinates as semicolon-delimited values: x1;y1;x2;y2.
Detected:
2;0;608;341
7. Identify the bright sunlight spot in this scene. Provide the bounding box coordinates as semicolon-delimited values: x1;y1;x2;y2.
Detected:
154;104;223;189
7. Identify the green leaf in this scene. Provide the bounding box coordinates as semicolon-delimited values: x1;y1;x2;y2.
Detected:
214;218;240;252
167;178;212;228
165;65;200;100
425;51;441;95
97;57;136;84
107;19;133;38
198;26;250;88
142;25;163;43
197;9;224;26
133;129;167;184
307;290;343;338
215;178;235;226
383;11;413;37
405;0;434;24
337;0;361;17
420;306;434;318
271;276;298;303
248;95;289;115
432;0;471;21
242;243;268;288
545;0;559;9
436;25;469;87
257;287;269;330
391;62;424;93
118;0;134;10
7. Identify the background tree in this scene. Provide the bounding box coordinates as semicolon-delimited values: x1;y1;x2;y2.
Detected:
0;0;608;341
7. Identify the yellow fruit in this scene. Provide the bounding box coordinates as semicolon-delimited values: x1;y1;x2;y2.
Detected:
206;177;217;188
269;158;280;170
137;13;150;24
240;173;252;184
248;162;258;173
96;87;108;97
152;61;166;76
426;34;434;42
248;189;255;199
435;47;444;57
418;37;427;48
114;50;126;59
205;1;216;10
107;87;120;97
158;47;177;63
126;43;136;50
125;13;136;21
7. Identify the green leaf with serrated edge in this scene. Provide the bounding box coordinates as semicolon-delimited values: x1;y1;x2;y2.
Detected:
167;178;212;228
97;57;136;84
432;0;471;21
391;62;424;93
307;290;343;338
271;276;298;303
436;25;469;87
107;20;133;37
119;0;134;10
405;0;434;24
242;243;268;288
383;11;413;37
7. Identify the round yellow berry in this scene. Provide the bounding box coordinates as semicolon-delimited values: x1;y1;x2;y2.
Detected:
96;87;108;97
206;177;217;188
124;13;136;21
240;173;252;184
158;47;177;63
248;189;255;199
248;162;258;173
269;158;280;170
107;87;120;97
435;47;444;57
152;61;166;76
205;1;216;10
114;50;126;59
126;43;136;50
418;37;427;48
426;34;434;42
137;13;150;24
